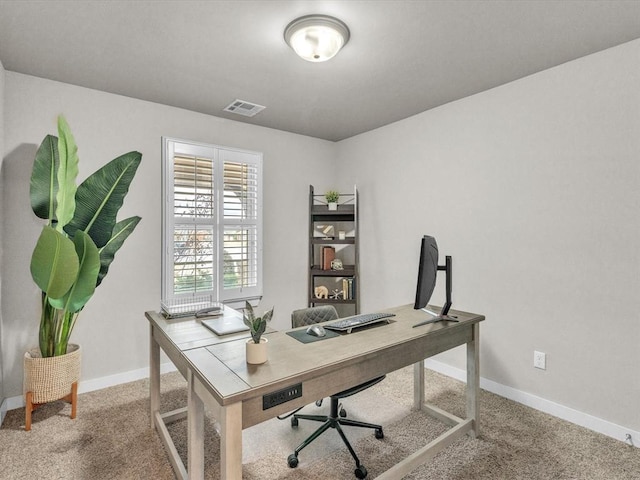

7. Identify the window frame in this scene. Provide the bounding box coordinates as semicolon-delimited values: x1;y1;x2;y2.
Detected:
161;137;263;308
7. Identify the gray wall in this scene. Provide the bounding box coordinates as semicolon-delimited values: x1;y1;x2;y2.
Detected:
1;73;336;399
0;58;5;422
338;39;640;434
2;39;638;442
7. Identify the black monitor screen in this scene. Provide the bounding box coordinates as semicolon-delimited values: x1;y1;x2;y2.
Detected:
414;235;439;310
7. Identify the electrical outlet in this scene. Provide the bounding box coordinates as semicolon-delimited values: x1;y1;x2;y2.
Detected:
534;350;546;370
262;383;302;410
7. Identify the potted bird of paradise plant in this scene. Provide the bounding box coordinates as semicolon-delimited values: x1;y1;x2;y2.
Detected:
24;115;141;429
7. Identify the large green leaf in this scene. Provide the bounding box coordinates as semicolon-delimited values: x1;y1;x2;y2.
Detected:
30;226;78;299
30;134;59;222
55;116;79;230
65;151;141;248
97;216;141;286
49;230;99;312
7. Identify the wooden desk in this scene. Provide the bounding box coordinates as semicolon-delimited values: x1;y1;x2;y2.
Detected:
147;304;484;479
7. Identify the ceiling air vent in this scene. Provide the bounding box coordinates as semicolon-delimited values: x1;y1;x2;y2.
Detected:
223;99;266;117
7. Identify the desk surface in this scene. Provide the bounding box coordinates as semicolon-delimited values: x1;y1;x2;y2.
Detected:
147;303;484;480
147;304;484;427
148;305;252;351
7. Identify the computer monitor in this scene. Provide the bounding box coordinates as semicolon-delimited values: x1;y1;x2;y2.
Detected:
413;235;458;327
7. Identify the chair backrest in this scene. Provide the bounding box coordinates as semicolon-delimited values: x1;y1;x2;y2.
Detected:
291;305;339;328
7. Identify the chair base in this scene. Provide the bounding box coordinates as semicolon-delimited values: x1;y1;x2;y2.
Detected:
288;396;383;479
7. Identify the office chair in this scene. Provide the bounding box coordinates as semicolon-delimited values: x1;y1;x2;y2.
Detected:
287;305;385;479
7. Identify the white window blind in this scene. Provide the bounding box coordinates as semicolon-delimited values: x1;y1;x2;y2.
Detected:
162;138;263;306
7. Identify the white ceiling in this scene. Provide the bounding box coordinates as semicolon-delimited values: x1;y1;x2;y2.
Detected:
1;0;639;142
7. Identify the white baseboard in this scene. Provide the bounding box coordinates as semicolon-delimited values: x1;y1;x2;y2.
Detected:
2;362;178;414
3;359;638;450
423;358;639;448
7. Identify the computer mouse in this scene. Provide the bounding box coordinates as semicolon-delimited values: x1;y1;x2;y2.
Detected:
306;325;326;337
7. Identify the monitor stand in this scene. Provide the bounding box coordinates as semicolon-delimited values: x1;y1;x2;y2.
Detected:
412;304;459;327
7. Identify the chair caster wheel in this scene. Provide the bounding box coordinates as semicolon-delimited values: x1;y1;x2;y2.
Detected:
287;454;299;468
291;417;299;427
355;464;368;478
339;408;347;417
375;428;384;439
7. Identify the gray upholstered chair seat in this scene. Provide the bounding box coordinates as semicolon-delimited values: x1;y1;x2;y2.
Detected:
291;304;340;327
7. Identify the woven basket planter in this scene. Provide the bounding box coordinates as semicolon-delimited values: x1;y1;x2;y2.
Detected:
23;344;81;404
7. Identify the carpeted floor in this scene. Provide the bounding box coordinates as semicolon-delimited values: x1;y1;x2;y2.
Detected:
1;366;638;479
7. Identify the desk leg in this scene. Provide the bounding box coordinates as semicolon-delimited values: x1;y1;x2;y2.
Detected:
219;402;243;480
466;322;480;438
150;324;160;429
413;361;425;411
187;369;205;480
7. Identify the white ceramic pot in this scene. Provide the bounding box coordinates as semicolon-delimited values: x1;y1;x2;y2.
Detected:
246;337;268;364
328;202;338;211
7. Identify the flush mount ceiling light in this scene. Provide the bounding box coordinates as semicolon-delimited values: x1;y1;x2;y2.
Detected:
284;14;350;62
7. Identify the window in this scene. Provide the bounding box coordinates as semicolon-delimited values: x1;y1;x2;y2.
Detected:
162;138;263;307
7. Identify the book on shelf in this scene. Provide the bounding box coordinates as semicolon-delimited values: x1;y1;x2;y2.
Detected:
322;246;335;270
342;277;354;300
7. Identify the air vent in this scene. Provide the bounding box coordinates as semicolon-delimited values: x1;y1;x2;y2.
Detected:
224;99;266;117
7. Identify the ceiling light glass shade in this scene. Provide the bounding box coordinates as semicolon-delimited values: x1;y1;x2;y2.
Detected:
284;15;350;62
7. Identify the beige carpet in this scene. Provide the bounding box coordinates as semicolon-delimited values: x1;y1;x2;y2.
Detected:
1;366;638;479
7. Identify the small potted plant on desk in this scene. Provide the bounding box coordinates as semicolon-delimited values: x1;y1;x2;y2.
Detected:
325;190;340;210
243;301;274;364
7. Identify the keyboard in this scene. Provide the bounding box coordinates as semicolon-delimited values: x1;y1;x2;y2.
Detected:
324;312;395;333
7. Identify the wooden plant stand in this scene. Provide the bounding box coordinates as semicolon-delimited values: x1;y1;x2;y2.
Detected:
25;381;78;431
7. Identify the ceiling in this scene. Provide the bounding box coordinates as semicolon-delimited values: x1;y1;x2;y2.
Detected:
1;1;639;142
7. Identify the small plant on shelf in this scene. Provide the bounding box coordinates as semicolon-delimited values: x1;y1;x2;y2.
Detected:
325;190;340;204
325;190;340;210
243;301;274;344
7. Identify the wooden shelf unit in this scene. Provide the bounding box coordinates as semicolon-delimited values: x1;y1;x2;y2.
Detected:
308;185;359;315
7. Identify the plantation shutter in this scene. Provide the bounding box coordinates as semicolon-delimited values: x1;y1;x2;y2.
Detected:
219;149;261;301
162;139;262;306
172;153;215;295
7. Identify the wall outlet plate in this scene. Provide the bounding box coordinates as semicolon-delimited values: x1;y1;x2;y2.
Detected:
534;350;546;370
